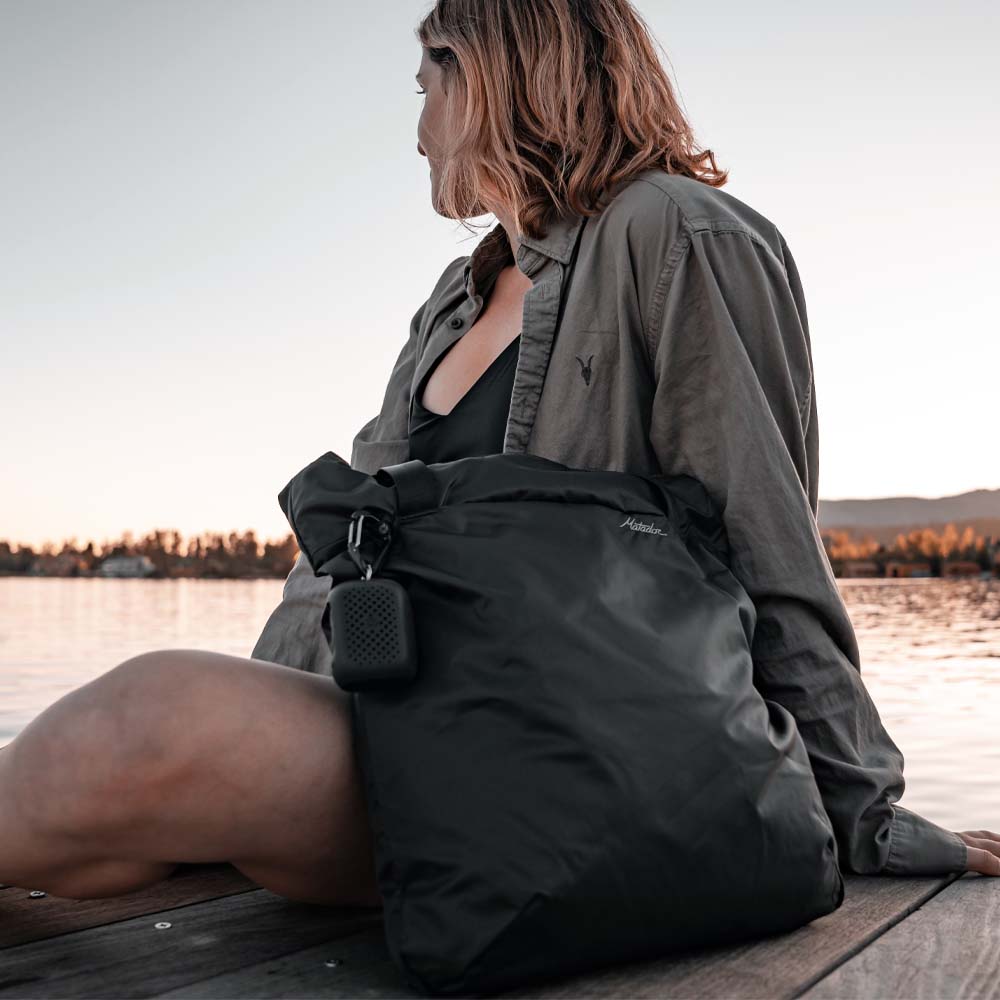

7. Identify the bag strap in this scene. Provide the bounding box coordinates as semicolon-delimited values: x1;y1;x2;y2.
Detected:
375;459;440;516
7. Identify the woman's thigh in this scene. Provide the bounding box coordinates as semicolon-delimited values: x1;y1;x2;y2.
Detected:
27;649;380;907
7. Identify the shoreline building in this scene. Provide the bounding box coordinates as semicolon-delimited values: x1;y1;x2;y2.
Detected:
97;555;156;578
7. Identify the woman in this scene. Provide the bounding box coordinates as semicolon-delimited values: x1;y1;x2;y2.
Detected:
2;0;997;907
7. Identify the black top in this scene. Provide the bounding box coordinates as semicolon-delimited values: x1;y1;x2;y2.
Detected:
409;334;520;464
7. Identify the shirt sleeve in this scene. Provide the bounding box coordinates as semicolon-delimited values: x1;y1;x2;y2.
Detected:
645;225;967;876
249;298;425;673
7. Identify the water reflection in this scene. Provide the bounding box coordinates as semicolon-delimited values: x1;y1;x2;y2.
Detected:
840;578;1000;831
0;577;284;744
1;576;997;832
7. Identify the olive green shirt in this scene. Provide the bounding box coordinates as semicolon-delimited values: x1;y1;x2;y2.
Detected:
252;167;967;877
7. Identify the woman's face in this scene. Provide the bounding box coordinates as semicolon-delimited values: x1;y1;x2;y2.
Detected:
416;48;453;213
415;46;492;220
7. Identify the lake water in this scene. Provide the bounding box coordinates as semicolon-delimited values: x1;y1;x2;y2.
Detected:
1;576;998;834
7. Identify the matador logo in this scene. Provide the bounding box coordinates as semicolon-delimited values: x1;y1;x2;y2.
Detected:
619;515;670;537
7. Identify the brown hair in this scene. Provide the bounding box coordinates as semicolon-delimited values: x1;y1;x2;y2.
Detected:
415;0;728;241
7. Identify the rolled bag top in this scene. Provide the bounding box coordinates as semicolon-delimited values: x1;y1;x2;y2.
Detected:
278;450;731;579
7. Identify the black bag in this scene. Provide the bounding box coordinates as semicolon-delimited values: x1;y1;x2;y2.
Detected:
278;449;844;998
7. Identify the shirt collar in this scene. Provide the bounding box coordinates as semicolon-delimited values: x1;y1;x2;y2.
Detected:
463;207;585;297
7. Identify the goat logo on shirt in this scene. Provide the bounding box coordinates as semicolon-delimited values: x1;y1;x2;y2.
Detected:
575;354;594;385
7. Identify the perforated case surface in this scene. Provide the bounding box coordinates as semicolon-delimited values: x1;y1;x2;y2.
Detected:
326;577;418;691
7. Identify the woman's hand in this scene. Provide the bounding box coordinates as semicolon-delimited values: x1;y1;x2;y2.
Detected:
957;829;1000;875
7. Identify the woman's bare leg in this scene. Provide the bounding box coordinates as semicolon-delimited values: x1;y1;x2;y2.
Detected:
0;650;380;906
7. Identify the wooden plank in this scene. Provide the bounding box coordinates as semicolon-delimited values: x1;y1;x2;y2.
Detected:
801;873;999;999
152;874;960;1000
0;863;258;949
507;875;960;1000
153;928;413;999
0;885;383;999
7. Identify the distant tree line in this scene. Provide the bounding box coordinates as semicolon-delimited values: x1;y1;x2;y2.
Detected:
4;522;998;581
0;529;300;579
821;524;999;577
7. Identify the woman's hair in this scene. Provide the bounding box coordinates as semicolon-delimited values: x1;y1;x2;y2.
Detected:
415;0;728;241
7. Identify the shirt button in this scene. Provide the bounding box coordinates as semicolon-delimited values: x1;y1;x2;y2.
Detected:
448;316;463;329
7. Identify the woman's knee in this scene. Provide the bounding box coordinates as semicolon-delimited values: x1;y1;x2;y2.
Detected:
81;651;211;798
8;653;190;839
10;648;375;899
101;649;301;766
103;651;363;856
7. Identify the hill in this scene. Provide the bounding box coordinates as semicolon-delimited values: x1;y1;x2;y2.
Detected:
818;488;1000;543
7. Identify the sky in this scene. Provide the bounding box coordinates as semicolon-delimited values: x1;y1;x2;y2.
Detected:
2;0;998;551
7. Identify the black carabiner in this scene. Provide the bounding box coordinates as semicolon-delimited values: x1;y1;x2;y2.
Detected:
346;509;393;580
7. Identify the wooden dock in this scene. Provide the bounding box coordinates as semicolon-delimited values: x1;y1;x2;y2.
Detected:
0;864;994;998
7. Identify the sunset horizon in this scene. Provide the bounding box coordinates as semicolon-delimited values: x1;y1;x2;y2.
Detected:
4;1;998;555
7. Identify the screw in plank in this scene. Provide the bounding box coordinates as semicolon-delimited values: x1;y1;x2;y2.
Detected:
154;921;172;930
324;959;343;968
28;890;47;898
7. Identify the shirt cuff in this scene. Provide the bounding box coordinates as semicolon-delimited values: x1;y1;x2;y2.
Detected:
884;804;968;875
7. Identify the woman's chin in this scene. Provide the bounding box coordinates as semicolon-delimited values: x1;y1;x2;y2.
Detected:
428;179;486;221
